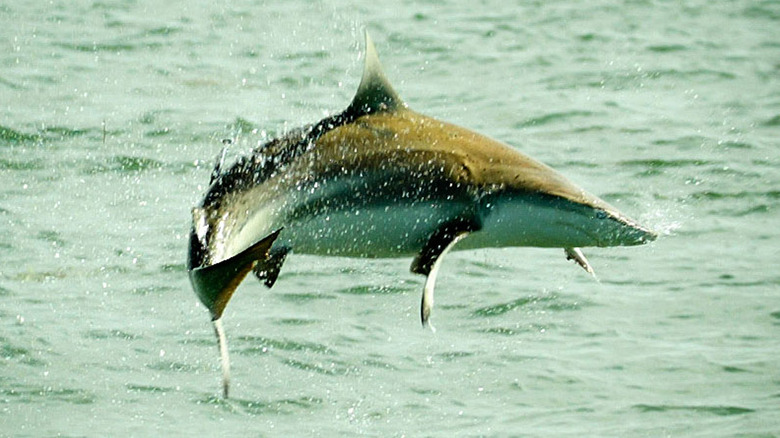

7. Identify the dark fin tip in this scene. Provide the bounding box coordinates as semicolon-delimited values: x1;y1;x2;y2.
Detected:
344;31;405;118
253;246;290;288
189;228;283;320
411;218;481;276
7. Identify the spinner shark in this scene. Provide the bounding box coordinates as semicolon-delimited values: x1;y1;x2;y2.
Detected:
187;33;656;397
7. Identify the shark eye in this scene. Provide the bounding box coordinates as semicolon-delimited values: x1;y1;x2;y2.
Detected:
595;210;609;220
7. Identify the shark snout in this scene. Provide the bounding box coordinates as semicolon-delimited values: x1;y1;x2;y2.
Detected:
590;209;657;247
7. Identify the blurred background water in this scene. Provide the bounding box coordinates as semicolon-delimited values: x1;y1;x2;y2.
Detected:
2;1;779;436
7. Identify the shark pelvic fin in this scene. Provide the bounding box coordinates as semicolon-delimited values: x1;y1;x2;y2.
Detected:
189;228;283;320
344;31;405;117
564;247;596;277
253;246;290;288
412;218;480;330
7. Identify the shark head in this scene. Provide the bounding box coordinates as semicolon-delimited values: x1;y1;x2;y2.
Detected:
475;188;657;249
444;140;657;249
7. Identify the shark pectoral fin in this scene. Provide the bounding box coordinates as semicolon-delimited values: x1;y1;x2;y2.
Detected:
252;246;290;288
564;247;596;277
411;219;480;330
411;219;481;275
189;228;283;321
419;232;470;332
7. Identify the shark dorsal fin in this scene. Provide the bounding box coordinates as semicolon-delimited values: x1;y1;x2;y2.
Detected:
344;31;405;117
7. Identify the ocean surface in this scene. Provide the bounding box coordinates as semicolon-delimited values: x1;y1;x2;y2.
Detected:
2;1;779;436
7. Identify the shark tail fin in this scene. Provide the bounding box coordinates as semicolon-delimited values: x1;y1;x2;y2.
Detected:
189;229;282;399
188;228;283;321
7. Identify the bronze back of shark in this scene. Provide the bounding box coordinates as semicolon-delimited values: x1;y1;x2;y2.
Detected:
187;32;656;397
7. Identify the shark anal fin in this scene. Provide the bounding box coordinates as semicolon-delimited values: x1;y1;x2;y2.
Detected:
565;247;595;276
189;228;283;321
253;246;290;288
411;218;480;329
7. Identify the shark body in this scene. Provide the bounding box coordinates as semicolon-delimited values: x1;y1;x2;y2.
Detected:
187;33;656;397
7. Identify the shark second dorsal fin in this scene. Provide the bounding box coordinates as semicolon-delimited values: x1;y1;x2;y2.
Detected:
344;31;405;117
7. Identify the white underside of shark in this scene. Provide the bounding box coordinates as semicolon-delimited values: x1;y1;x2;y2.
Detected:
223;175;633;260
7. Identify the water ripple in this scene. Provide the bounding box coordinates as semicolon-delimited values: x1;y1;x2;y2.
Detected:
647;44;687;53
281;358;357;376
0;125;41;143
515;110;597;128
83;155;166;174
336;284;409;295
619;158;717;168
236;335;334;355
83;329;140;341
470;293;586;319
1;386;96;405
632;404;754;416
196;394;323;416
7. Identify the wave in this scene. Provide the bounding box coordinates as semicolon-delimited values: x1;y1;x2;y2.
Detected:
632;404;754;416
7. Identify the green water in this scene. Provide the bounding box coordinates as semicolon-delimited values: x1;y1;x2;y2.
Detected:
2;1;779;436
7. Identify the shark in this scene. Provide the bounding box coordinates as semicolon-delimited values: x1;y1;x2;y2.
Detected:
187;32;656;398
